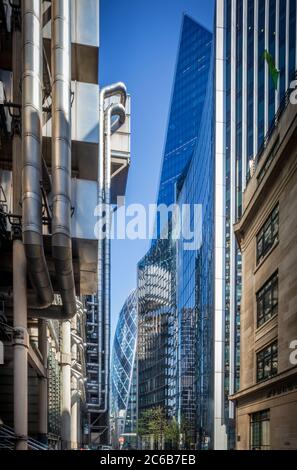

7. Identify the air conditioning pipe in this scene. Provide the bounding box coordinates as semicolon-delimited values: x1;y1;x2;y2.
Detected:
22;0;76;320
51;0;76;319
22;0;54;310
95;84;126;413
88;84;126;414
102;102;126;414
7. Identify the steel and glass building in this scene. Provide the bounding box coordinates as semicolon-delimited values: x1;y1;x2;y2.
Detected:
156;14;212;213
111;291;137;448
213;0;297;449
137;14;212;448
176;51;214;449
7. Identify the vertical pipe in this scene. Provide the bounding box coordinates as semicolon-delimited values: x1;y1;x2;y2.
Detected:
97;90;105;408
13;241;28;450
12;2;28;451
38;319;48;444
71;380;78;449
61;320;71;449
104;110;112;444
51;0;76;319
22;0;54;311
97;84;126;412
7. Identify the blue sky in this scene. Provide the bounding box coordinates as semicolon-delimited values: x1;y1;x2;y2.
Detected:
100;0;215;338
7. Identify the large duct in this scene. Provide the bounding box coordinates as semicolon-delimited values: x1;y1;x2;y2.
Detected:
95;83;127;412
102;102;126;414
87;85;127;417
22;0;54;310
51;0;76;319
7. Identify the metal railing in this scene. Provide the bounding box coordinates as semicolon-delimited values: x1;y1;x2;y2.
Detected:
0;424;48;450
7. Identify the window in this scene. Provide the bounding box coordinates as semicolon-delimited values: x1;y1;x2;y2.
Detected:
250;410;270;450
256;206;279;264
256;272;278;327
257;342;278;383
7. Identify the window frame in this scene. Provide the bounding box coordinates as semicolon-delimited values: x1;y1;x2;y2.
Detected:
250;409;270;450
256;205;279;264
256;271;278;328
256;341;278;383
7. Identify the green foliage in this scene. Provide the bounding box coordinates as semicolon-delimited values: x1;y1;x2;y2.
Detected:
138;407;181;450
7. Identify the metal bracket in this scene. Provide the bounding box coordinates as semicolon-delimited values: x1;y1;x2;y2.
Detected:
9;214;22;240
60;353;72;366
11;113;21;137
10;0;21;32
13;327;29;348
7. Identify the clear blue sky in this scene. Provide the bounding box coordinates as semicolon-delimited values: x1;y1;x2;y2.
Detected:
100;0;215;338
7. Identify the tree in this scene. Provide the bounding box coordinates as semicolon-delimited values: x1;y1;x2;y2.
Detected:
180;417;192;449
137;407;168;450
165;418;180;450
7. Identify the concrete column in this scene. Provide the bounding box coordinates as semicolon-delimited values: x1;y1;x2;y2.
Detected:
77;398;81;447
71;381;78;449
38;320;48;444
13;240;28;450
61;320;71;450
12;6;28;451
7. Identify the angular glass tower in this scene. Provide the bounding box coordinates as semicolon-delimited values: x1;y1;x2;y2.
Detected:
157;14;212;210
111;291;137;448
213;0;297;449
137;14;212;448
176;50;214;449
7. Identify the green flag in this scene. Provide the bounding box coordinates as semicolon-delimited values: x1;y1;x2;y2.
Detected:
264;49;280;90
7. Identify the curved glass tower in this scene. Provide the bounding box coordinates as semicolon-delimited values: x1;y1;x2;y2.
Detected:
111;290;137;448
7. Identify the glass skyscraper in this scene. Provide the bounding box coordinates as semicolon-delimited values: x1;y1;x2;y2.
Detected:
213;0;297;449
111;291;137;448
176;51;214;449
156;14;212;210
137;14;212;449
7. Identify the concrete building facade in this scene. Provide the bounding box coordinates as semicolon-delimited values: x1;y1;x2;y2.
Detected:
232;90;297;450
213;0;297;448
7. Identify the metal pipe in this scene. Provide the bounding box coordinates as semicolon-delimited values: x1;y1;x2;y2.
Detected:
22;0;54;310
13;240;28;450
12;2;28;451
87;85;126;418
97;83;127;409
102;103;126;418
51;0;76;319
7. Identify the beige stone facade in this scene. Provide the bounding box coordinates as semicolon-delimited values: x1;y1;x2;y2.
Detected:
232;100;297;450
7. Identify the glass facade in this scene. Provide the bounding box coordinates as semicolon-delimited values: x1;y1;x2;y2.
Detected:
137;237;177;420
111;290;137;446
157;15;212;210
176;53;214;449
137;15;212;449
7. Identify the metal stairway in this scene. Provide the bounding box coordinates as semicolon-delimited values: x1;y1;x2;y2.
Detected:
0;424;48;450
